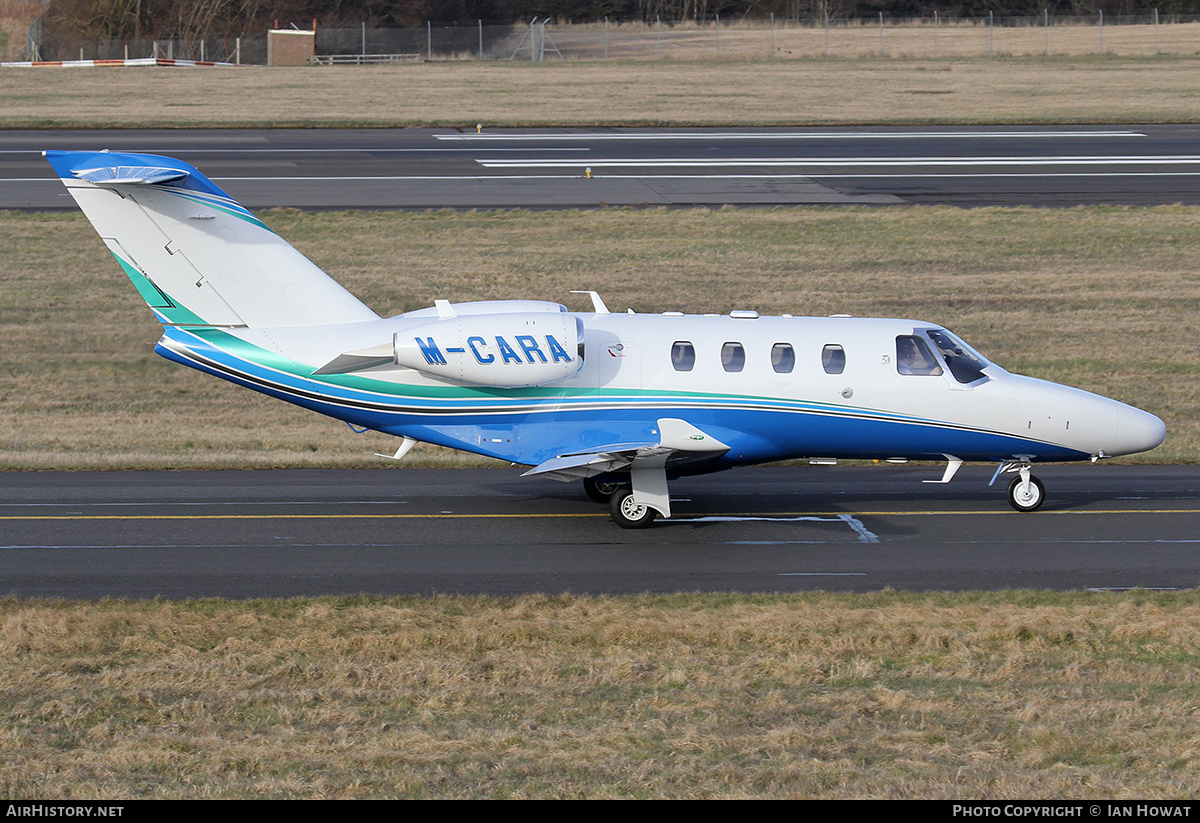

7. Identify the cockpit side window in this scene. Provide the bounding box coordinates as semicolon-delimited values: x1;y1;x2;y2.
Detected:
926;329;990;384
721;342;745;373
896;336;943;376
671;341;695;372
771;343;795;374
821;344;846;375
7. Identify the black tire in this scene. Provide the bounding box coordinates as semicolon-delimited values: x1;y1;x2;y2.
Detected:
609;490;657;529
583;476;626;504
1007;475;1045;512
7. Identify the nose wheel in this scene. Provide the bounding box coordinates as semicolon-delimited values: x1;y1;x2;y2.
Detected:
1007;474;1045;512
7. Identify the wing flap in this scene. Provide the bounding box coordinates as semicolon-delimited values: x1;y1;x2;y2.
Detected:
522;418;730;483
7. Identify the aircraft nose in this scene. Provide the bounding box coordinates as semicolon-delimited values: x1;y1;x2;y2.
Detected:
1113;405;1166;457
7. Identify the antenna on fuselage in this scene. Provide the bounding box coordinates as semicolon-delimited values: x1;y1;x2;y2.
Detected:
570;290;610;314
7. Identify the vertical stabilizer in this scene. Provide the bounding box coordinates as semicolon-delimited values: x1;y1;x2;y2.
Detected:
45;150;379;328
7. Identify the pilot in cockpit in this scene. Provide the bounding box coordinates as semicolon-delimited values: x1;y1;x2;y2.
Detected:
897;336;943;376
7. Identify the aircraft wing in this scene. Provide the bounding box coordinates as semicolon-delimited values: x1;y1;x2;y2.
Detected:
522;418;730;483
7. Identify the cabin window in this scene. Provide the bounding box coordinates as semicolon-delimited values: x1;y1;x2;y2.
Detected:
821;344;846;375
671;341;695;372
896;336;943;376
721;342;745;373
771;343;795;374
926;329;990;384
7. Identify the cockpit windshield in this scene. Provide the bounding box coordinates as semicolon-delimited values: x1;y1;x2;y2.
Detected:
925;329;991;385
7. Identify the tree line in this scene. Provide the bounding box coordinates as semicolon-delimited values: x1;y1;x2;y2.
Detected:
41;0;1200;44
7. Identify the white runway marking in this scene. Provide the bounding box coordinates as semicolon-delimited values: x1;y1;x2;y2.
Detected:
685;513;880;543
477;155;1200;169
436;130;1147;141
839;514;881;544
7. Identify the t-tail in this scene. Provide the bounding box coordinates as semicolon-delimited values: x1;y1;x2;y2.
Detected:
44;150;378;329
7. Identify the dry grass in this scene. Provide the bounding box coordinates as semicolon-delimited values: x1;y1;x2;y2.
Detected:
554;18;1200;61
1;205;1196;469
2;591;1200;799
3;55;1200;128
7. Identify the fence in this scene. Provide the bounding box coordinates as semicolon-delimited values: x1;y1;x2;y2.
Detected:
21;34;267;65
20;14;1200;64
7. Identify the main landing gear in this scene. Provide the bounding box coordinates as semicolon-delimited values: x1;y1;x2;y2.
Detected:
582;476;659;529
583;476;625;505
610;490;657;528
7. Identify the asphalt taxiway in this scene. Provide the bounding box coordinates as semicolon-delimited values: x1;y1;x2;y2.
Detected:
2;465;1196;598
6;124;1200;208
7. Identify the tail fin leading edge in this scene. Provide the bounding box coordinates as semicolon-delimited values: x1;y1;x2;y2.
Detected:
46;150;379;329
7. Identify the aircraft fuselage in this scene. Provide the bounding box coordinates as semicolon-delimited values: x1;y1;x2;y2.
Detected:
154;306;1164;473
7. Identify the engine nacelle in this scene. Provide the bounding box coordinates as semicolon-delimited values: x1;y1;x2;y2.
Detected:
393;312;585;387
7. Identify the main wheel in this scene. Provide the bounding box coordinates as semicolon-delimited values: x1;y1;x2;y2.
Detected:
1007;475;1045;512
610;490;657;529
583;476;626;505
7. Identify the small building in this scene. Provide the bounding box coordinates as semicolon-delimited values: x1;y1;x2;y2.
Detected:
267;29;314;66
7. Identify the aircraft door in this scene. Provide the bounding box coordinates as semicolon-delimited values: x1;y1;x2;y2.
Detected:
588;334;641;391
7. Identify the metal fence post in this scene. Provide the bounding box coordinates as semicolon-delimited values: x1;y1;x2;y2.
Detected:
879;12;883;58
605;16;609;60
427;20;432;60
479;19;483;59
1155;8;1159;55
989;11;993;58
934;11;938;58
656;16;660;60
716;13;720;59
1099;10;1103;55
770;13;774;58
824;11;829;58
1043;9;1048;57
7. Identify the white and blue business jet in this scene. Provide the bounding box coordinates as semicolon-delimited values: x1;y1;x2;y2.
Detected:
46;150;1166;528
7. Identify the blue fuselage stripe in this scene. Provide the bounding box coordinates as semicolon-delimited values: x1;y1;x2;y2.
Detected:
155;335;1087;467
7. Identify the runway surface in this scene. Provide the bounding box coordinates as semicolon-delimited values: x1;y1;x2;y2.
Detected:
6;125;1200;209
2;465;1197;599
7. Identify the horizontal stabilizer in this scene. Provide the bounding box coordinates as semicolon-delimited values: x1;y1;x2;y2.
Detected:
73;166;189;186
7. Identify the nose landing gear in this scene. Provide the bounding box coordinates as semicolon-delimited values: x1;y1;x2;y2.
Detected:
993;461;1045;512
1007;473;1045;512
